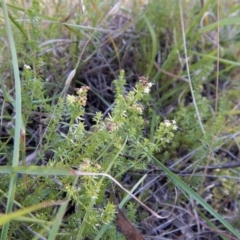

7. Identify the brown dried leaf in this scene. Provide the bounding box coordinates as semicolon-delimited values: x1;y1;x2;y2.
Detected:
115;205;145;240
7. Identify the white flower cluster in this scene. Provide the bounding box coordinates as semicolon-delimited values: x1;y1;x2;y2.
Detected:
143;82;153;94
139;76;153;94
24;64;31;70
164;119;178;130
66;94;76;105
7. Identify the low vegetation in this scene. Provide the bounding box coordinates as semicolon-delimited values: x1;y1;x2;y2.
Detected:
1;0;240;239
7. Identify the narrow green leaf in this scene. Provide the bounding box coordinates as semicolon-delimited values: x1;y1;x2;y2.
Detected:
8;12;28;40
191;50;240;66
48;201;69;240
0;200;67;226
1;0;23;238
142;15;158;76
152;156;240;239
0;166;75;176
199;17;240;33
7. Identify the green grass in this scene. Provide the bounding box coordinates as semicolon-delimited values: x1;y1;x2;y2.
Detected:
1;0;240;239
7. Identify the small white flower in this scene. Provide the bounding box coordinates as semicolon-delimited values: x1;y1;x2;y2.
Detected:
173;125;178;130
172;120;176;125
134;102;144;114
66;94;76;105
24;64;31;70
144;87;150;93
136;106;143;114
77;88;83;93
164;119;171;127
147;82;153;88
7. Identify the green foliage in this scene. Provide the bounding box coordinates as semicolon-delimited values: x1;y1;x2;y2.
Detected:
2;0;240;239
1;65;178;239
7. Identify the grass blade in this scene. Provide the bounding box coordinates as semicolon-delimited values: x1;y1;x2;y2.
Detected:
152;156;240;239
1;0;23;239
